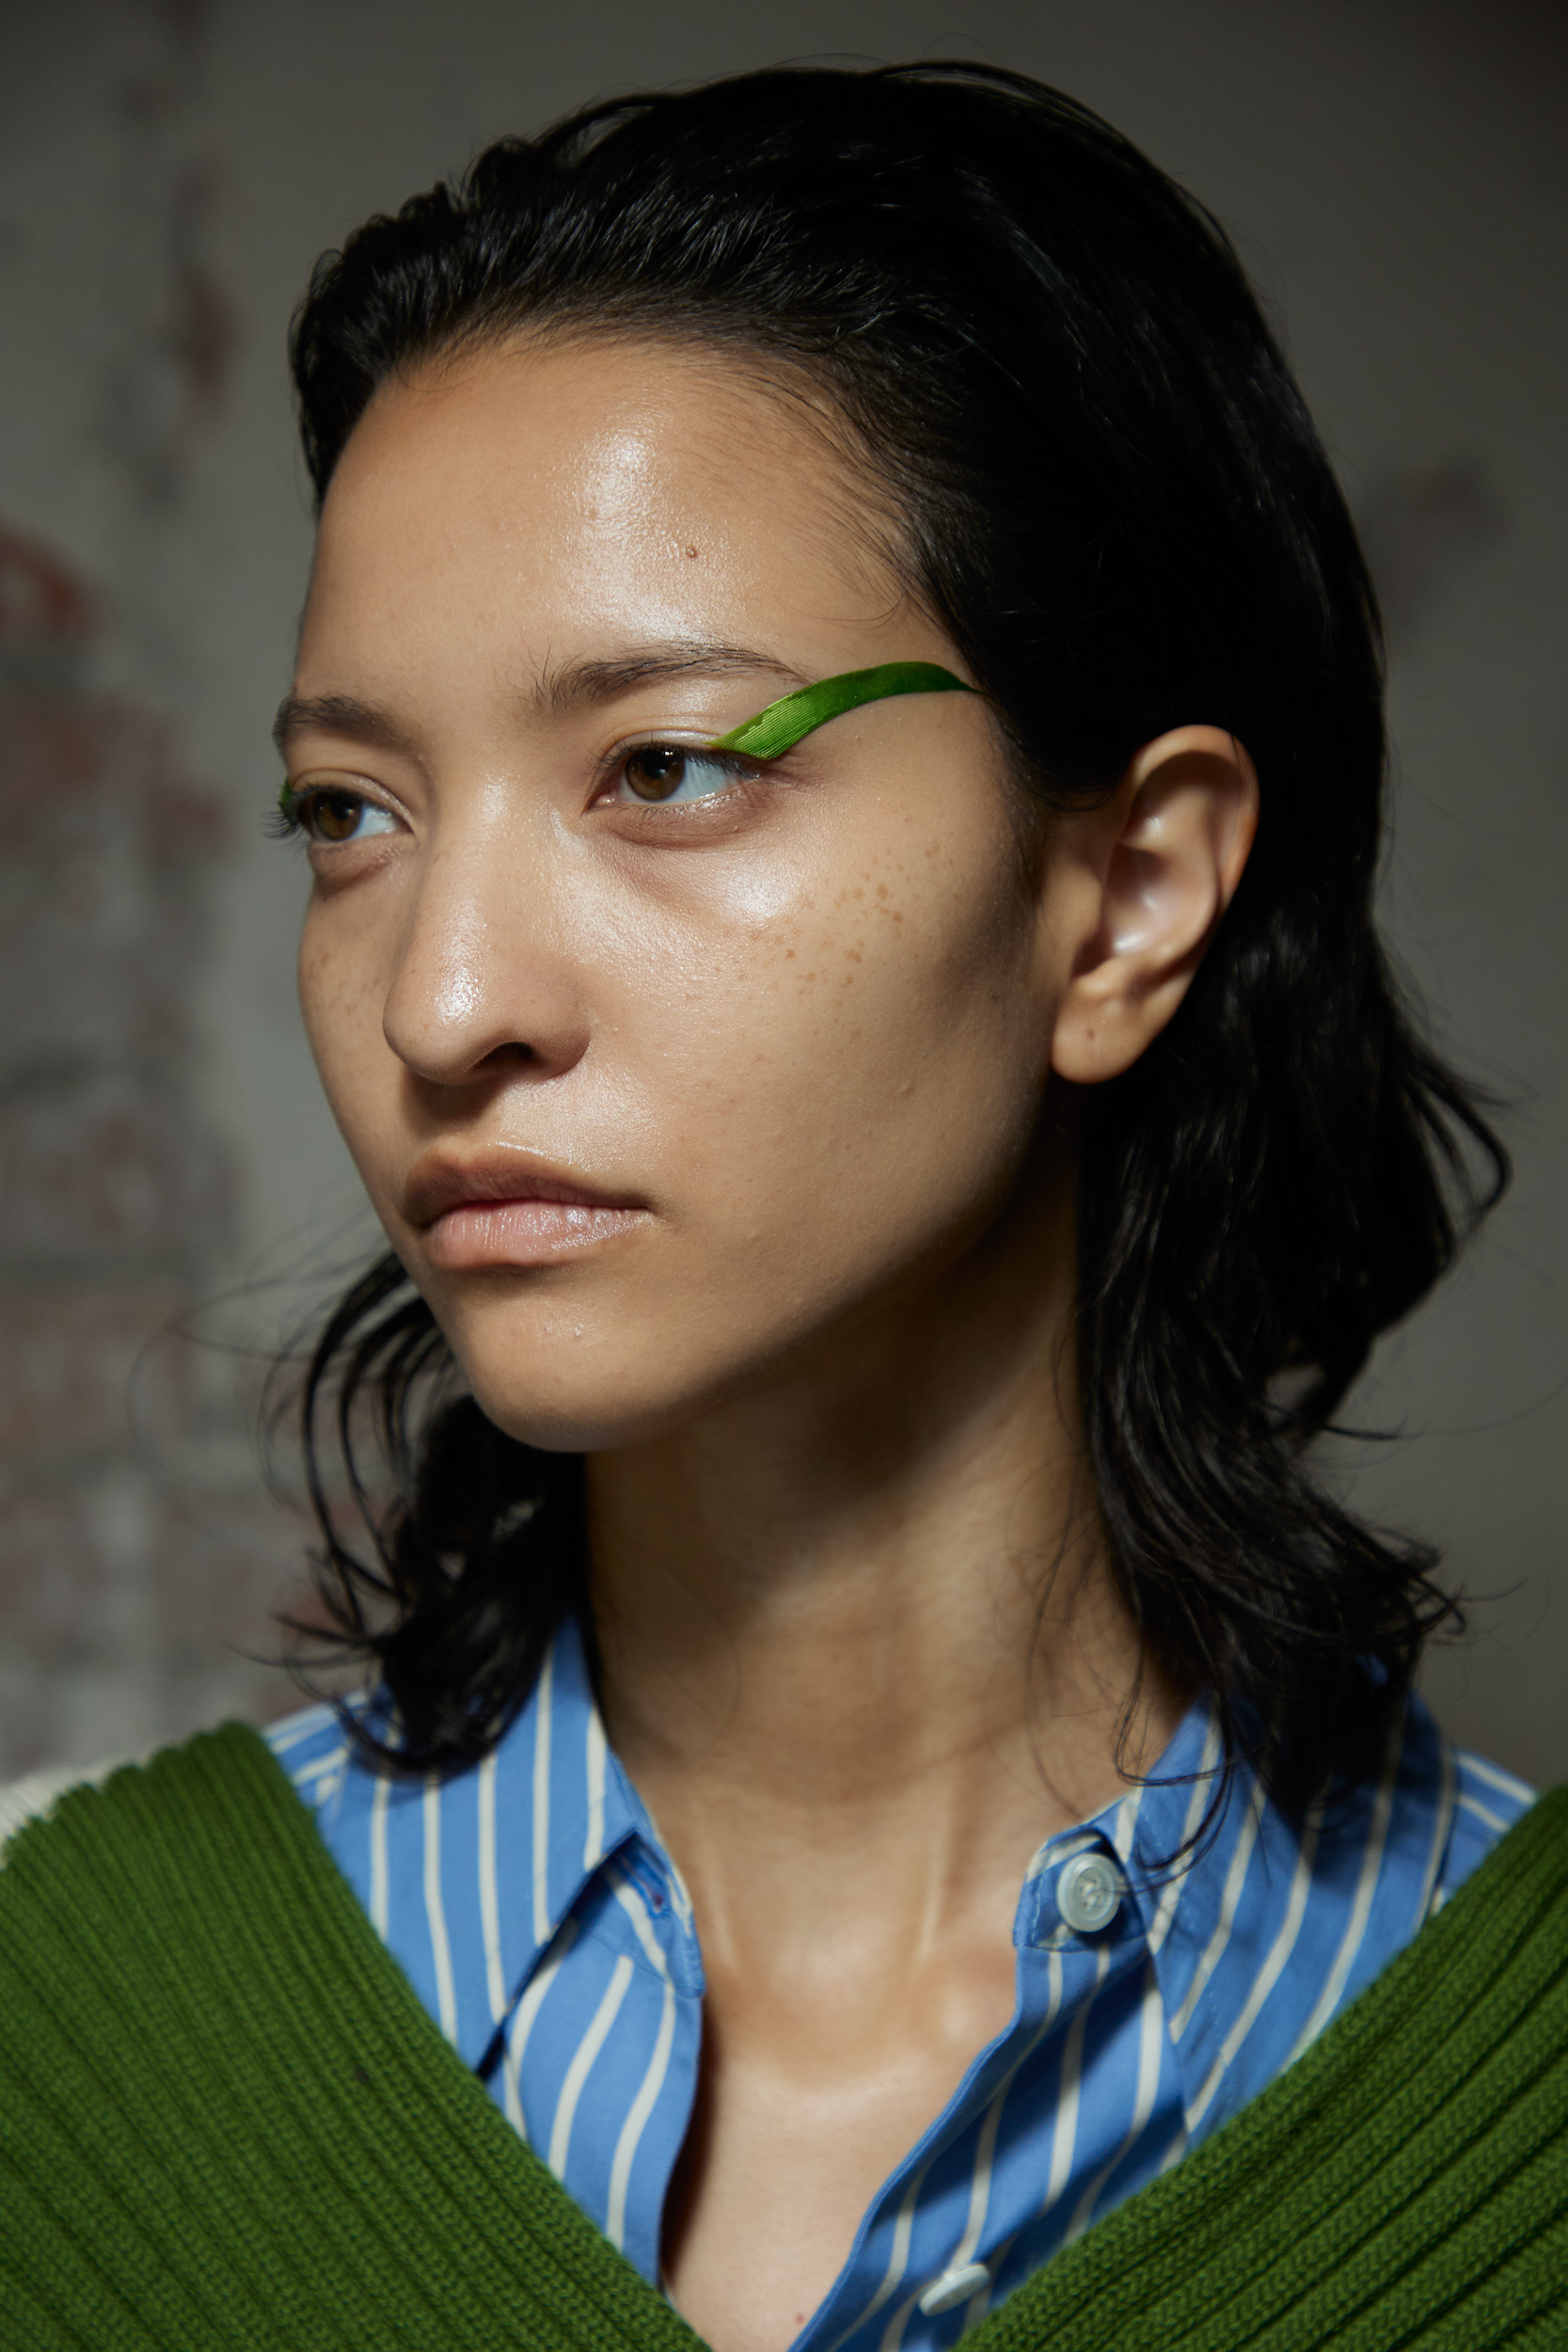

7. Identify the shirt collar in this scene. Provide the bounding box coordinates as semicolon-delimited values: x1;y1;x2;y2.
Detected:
499;1612;678;1967
508;1652;1231;2039
342;1625;1436;2107
338;1613;678;2073
1067;1687;1445;2137
1012;1692;1224;1942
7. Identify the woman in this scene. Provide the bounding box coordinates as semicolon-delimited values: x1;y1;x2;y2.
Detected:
3;61;1563;2352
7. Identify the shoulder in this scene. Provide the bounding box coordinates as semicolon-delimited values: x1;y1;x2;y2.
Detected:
261;1697;356;1804
1433;1740;1538;1909
0;1754;135;1866
260;1694;381;1836
1348;1693;1539;1925
0;1720;317;1887
0;1703;359;1868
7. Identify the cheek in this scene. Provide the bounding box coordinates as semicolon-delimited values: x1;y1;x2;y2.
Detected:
297;910;393;1158
625;824;1046;1268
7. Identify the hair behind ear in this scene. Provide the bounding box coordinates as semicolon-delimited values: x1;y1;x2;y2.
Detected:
1076;895;1504;1815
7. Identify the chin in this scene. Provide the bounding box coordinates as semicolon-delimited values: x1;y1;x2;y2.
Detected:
457;1327;714;1456
423;1248;804;1455
467;1381;694;1457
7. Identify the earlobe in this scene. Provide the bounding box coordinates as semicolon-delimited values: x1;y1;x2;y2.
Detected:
1048;726;1258;1086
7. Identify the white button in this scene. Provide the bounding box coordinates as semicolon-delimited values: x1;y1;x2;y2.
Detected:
918;2263;990;2316
1057;1850;1123;1933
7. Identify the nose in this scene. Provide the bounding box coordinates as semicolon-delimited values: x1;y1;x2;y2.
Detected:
380;817;591;1090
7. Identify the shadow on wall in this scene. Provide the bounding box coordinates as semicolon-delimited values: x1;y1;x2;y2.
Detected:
0;525;305;1775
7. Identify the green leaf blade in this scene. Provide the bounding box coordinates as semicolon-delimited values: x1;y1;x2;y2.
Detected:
707;662;976;761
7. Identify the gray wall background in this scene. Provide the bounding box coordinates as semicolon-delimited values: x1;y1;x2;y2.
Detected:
1;0;1563;1780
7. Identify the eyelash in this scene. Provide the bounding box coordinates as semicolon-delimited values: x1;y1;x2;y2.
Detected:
269;786;307;840
269;783;398;846
271;739;773;843
599;741;765;807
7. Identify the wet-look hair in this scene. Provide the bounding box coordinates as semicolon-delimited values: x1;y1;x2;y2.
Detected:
283;62;1505;1815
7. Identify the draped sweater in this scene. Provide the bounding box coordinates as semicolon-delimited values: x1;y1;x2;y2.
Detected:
1;1724;1565;2350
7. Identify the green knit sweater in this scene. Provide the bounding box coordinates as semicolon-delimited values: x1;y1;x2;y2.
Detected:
1;1727;1564;2350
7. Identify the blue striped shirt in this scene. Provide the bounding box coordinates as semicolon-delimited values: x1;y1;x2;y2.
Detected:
267;1621;1531;2347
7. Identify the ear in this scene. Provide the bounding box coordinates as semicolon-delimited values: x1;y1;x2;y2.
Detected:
1048;726;1259;1085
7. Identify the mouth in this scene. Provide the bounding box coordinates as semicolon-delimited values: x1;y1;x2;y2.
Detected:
404;1149;651;1272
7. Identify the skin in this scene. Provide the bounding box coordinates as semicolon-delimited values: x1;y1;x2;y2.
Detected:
283;334;1257;2352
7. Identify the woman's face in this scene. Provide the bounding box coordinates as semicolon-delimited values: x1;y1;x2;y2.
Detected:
287;336;1075;1450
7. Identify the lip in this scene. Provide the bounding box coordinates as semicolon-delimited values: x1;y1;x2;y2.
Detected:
404;1148;650;1271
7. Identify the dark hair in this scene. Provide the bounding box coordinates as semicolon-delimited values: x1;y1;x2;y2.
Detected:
283;61;1504;1814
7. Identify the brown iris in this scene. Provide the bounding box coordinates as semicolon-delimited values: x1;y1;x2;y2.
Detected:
624;748;689;802
305;790;368;842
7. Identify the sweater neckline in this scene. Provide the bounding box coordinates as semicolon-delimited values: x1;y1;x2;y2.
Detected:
3;1724;1565;2349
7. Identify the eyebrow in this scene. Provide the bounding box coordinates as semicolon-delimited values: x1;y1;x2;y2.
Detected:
271;693;419;762
272;644;807;762
531;643;808;714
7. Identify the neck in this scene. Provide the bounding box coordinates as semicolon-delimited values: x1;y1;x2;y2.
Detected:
586;1156;1184;1967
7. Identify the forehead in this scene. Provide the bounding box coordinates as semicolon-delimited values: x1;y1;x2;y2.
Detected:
304;334;906;665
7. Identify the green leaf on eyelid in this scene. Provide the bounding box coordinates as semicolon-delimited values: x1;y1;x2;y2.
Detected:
706;662;977;761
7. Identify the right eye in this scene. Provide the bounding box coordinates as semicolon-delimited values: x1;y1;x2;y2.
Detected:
291;787;399;845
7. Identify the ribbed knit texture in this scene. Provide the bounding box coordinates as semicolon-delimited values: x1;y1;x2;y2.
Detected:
0;1726;1564;2352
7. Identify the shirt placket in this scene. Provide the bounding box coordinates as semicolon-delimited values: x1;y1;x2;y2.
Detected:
798;1827;1145;2352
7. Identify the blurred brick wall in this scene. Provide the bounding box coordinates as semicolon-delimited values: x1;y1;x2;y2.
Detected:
0;525;302;1774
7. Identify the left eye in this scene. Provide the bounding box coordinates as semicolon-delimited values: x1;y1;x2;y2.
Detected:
616;747;743;805
293;789;399;844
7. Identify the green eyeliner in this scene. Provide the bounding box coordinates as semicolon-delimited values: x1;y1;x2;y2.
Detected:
707;662;975;761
